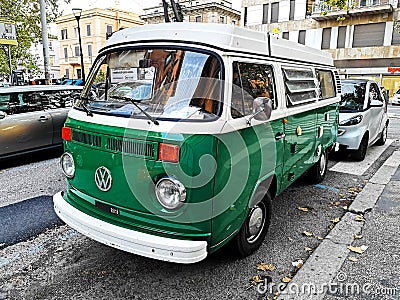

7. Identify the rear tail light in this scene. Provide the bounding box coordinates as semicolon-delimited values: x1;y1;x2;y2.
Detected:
158;143;180;163
62;127;72;141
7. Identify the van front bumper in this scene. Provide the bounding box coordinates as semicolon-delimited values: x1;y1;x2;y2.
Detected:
53;191;208;264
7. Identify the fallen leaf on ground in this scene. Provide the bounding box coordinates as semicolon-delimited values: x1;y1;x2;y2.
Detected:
304;247;313;253
292;259;303;268
342;206;348;210
348;245;368;254
298;207;309;212
282;277;292;283
249;275;263;285
348;257;359;262
256;263;276;272
355;215;365;222
288;236;293;241
303;231;313;237
315;236;324;240
331;217;340;223
354;234;363;239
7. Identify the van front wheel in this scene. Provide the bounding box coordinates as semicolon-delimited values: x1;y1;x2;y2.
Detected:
235;192;272;257
307;149;328;184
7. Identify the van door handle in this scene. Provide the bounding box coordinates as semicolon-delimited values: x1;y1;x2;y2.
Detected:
275;132;286;140
38;116;49;122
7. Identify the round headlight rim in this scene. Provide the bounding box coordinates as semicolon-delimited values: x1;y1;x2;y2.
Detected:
155;177;187;210
60;152;75;179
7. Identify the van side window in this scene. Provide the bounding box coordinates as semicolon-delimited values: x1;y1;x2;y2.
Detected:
316;69;336;99
283;67;318;106
231;62;276;119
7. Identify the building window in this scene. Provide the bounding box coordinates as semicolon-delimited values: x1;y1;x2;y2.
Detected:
220;16;225;23
74;27;78;38
77;69;82;79
74;45;80;57
106;25;113;35
88;44;93;59
65;68;70;79
353;23;385;47
306;0;316;16
61;29;68;40
271;2;279;23
289;0;295;20
298;30;306;45
195;16;202;22
49;41;53;51
86;24;91;36
392;26;400;45
321;28;331;49
282;32;289;40
337;26;346;48
63;47;68;59
262;4;269;24
49;55;55;66
244;7;248;26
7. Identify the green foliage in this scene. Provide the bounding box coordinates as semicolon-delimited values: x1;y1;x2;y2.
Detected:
0;0;70;79
94;69;106;84
321;0;357;20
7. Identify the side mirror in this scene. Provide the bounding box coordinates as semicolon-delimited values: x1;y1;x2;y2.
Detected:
253;97;272;120
0;111;6;120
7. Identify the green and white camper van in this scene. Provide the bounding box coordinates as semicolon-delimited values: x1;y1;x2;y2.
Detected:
54;23;340;264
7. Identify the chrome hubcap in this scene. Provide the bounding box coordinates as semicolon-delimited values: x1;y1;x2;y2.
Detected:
319;152;326;176
247;205;265;243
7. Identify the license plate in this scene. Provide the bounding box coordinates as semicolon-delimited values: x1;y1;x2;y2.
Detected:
95;201;120;216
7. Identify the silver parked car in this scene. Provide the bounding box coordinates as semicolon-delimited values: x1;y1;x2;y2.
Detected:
392;88;400;105
0;85;82;159
337;79;389;161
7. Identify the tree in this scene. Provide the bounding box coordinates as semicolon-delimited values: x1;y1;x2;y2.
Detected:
0;0;69;80
321;0;352;20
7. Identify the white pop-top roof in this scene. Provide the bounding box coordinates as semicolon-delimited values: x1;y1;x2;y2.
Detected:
103;23;333;66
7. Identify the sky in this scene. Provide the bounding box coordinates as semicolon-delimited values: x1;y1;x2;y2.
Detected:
58;0;242;15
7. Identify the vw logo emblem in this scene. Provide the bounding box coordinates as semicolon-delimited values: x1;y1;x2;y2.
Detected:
94;166;112;192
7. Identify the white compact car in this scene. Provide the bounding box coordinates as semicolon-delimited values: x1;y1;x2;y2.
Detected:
392;89;400;105
337;79;389;161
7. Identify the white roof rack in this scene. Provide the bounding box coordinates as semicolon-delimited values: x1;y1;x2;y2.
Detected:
103;23;333;66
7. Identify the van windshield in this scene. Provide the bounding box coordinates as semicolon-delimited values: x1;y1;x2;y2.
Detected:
79;48;222;121
340;82;366;112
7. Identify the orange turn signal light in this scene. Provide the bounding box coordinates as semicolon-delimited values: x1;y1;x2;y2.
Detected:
158;143;180;163
62;127;72;141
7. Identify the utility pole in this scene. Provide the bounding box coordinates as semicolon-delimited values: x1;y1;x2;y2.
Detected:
39;0;51;84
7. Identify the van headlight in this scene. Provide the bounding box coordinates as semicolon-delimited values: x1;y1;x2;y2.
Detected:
155;177;186;210
60;152;75;178
339;115;363;126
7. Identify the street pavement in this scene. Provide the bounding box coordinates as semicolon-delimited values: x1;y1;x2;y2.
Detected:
276;150;400;300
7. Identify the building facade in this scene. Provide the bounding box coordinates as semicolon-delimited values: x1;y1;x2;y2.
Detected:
56;8;143;81
141;0;240;25
242;0;400;96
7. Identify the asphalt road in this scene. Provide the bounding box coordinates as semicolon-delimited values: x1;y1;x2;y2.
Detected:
0;107;399;300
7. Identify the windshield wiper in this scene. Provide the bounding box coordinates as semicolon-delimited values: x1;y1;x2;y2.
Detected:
110;95;159;125
77;95;93;117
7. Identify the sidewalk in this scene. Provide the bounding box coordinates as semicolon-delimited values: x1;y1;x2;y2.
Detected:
277;150;400;300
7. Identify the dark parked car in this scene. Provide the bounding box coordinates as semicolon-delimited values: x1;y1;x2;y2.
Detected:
0;85;82;159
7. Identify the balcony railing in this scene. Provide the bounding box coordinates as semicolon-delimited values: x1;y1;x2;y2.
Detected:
311;0;397;20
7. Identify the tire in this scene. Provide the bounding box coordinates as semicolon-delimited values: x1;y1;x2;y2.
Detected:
307;149;328;184
375;123;388;146
234;192;272;257
352;135;368;161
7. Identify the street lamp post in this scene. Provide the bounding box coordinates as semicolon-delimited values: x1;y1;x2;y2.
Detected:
72;8;85;84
